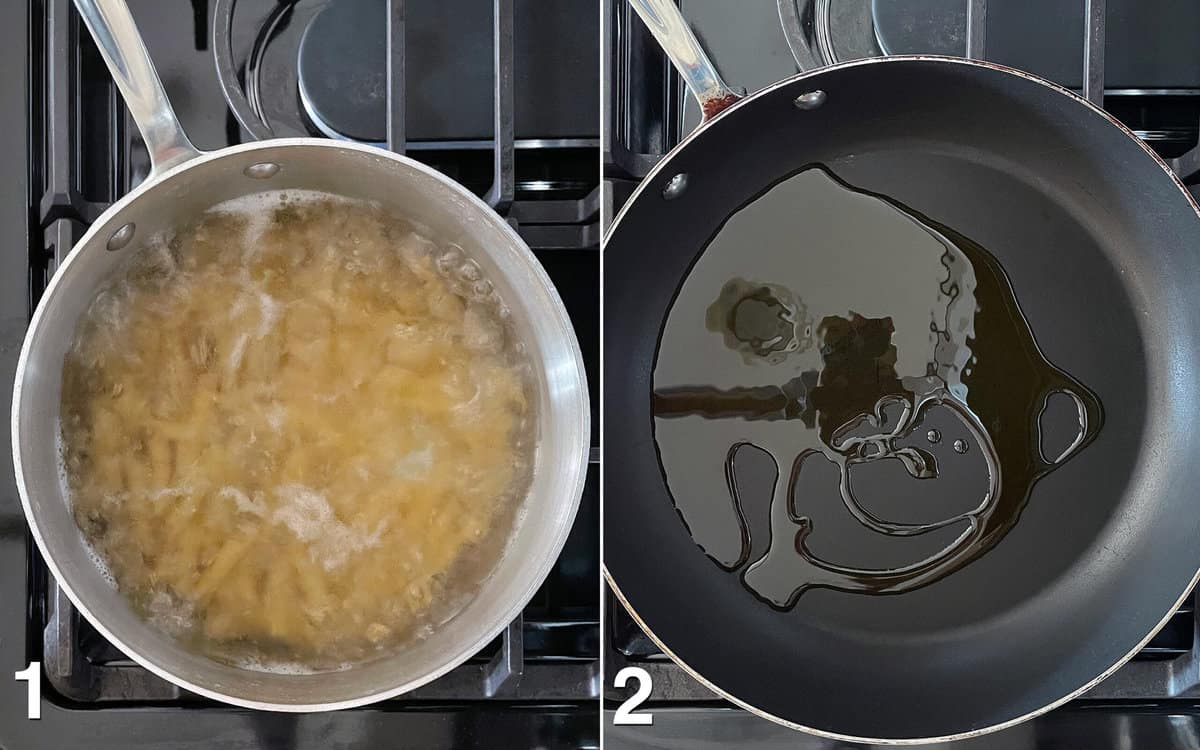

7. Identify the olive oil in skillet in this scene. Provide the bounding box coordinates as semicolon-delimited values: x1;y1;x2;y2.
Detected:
652;165;1103;608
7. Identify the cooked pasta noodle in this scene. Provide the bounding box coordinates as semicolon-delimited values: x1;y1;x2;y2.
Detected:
59;193;533;670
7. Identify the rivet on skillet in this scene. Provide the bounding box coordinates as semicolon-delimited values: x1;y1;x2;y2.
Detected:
243;162;280;179
662;173;689;200
794;90;827;110
106;223;135;251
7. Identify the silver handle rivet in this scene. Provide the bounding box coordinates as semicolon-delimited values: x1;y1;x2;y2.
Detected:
244;162;280;179
662;173;689;200
106;222;135;251
794;90;827;110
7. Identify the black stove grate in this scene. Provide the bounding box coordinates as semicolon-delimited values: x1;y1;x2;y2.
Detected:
213;0;521;209
211;0;602;224
605;0;1200;184
31;0;599;709
603;0;1200;707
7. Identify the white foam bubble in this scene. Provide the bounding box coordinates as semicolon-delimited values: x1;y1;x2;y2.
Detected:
145;589;195;635
222;278;280;375
271;484;385;571
225;332;249;374
225;655;350;676
254;289;281;338
218;486;266;517
461;304;504;354
397;234;437;273
85;545;117;589
56;421;118;590
393;445;434;479
208;189;360;255
265;404;286;432
210;189;357;220
149;485;193;502
54;420;68;499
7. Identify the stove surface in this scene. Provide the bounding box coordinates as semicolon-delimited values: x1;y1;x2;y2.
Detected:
2;1;599;748
603;1;1200;747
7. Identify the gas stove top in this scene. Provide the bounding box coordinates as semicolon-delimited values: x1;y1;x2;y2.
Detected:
1;1;599;748
603;1;1200;747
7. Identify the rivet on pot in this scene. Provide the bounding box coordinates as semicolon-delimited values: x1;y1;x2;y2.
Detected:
106;223;135;251
662;173;689;200
794;90;827;110
244;162;280;179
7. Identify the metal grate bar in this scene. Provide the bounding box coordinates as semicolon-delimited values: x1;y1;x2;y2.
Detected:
40;0;106;225
1083;0;1106;106
43;584;182;703
509;187;601;225
386;0;405;154
40;0;73;223
211;0;273;140
604;0;675;179
485;0;515;212
965;0;986;61
1171;122;1200;182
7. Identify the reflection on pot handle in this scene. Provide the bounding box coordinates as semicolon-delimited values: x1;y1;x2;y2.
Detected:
73;0;203;177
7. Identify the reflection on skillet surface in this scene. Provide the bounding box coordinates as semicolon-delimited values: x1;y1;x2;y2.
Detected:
652;165;1103;608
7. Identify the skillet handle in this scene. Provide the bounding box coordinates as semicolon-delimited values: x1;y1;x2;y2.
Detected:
627;0;743;120
73;0;202;177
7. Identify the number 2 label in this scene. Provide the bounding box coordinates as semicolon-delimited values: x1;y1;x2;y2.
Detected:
14;662;41;719
612;666;653;726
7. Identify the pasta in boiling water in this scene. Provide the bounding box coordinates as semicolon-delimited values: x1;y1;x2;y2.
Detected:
59;193;534;670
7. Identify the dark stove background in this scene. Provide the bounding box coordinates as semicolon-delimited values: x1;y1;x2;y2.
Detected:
603;1;1200;748
2;1;599;748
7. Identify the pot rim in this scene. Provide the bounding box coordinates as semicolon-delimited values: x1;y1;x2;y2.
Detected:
13;136;590;711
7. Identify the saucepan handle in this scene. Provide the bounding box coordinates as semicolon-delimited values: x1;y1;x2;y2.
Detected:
73;0;203;177
627;0;743;121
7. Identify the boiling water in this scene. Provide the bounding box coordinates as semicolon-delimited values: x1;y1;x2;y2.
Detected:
652;165;1102;609
59;192;534;670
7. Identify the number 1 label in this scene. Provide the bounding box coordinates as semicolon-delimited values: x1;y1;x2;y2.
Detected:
14;662;41;719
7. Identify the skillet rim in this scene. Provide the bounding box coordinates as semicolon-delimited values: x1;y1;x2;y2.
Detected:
601;53;1200;745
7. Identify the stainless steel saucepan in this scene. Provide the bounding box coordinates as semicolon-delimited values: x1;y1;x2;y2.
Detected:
12;0;588;711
